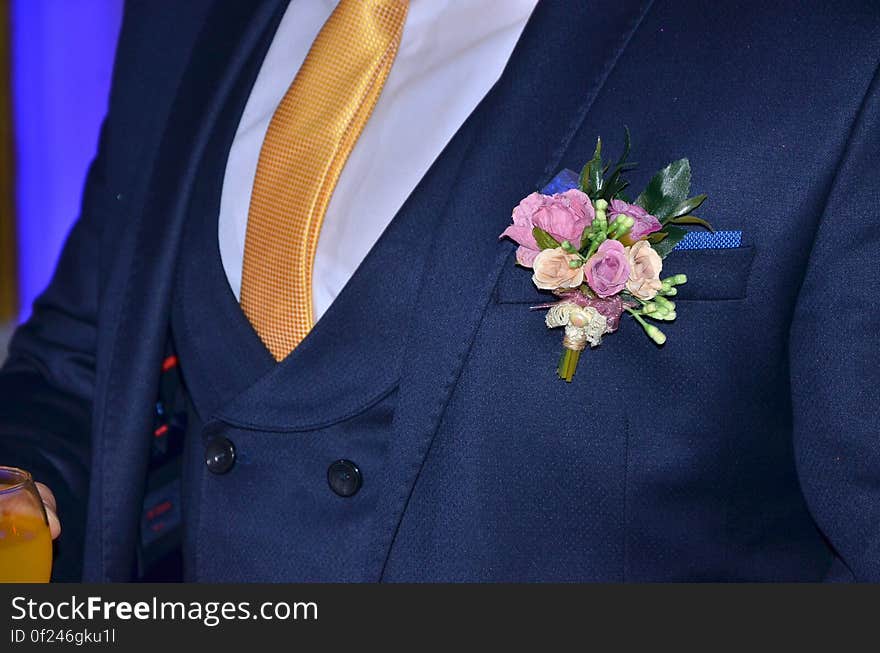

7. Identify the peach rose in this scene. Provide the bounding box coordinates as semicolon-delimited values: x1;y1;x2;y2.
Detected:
532;247;585;290
625;241;663;300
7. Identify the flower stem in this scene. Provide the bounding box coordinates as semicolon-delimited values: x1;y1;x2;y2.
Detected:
627;308;666;345
557;348;582;382
626;306;647;324
584;237;602;261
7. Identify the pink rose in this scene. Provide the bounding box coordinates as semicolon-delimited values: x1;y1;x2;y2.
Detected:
532;247;585;290
585;239;630;298
625;241;663;300
500;189;594;267
609;199;661;242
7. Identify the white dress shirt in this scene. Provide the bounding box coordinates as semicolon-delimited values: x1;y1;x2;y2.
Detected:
218;0;538;322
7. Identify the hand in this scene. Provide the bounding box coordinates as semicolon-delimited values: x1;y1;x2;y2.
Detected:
35;482;61;540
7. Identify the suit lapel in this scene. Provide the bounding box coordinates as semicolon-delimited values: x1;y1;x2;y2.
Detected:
368;0;656;579
88;0;287;580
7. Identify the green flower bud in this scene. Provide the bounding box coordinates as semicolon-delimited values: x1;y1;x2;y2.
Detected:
608;216;633;240
662;274;688;287
645;324;666;345
595;199;608;212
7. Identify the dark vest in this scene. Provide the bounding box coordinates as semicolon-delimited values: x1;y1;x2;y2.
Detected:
165;8;475;580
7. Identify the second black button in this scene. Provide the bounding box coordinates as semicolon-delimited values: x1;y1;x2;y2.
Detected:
327;459;362;497
205;437;236;474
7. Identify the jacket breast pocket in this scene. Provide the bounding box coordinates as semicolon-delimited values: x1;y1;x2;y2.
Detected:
494;245;756;304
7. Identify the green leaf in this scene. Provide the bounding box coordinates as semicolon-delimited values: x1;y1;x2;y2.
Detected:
616;161;639;172
668;215;714;231
532;227;561;250
605;180;630;201
600;162;637;201
615;126;632;168
646;231;668;244
667;194;707;221
578;223;593;250
649;225;687;258
635;158;691;221
579;137;603;197
599;128;636;202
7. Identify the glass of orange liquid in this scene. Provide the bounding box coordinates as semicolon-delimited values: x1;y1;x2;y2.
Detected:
0;466;52;582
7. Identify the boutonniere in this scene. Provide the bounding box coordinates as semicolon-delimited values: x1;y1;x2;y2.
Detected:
500;130;713;382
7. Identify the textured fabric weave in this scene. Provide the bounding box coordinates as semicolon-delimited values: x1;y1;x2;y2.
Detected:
240;0;409;360
674;230;742;250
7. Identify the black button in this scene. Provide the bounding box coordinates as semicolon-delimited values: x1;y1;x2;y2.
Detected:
205;437;236;474
327;459;362;497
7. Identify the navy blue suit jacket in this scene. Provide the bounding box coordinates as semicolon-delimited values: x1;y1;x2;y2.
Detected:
2;0;879;581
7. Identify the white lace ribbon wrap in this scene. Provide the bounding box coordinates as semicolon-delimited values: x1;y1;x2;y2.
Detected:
545;302;607;351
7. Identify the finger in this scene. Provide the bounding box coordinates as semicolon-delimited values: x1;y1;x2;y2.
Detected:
44;506;61;540
34;483;61;539
35;483;57;512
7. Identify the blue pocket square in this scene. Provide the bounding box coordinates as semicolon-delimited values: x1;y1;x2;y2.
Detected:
674;230;742;250
540;170;743;251
540;168;581;195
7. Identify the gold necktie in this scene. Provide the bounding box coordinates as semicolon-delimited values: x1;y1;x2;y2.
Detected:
240;0;409;361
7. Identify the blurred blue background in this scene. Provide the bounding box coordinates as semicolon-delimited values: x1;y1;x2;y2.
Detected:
11;0;123;325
